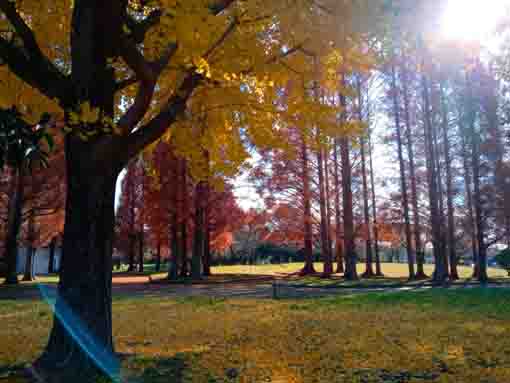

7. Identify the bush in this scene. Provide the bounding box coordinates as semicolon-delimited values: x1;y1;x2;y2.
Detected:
495;249;510;276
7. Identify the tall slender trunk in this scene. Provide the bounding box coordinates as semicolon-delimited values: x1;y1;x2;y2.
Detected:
432;102;449;275
340;136;357;280
333;139;344;274
467;71;488;282
23;209;36;282
300;131;316;275
357;78;374;278
324;147;334;269
317;143;333;276
179;159;189;277
440;84;458;280
168;158;179;279
391;64;415;280
368;124;382;276
461;132;478;277
155;241;161;272
202;150;211;277
138;231;144;273
191;182;204;279
4;168;25;285
402;64;426;278
48;237;56;274
422;73;448;282
127;234;135;272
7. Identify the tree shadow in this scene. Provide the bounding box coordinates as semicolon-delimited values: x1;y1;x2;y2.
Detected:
123;353;223;383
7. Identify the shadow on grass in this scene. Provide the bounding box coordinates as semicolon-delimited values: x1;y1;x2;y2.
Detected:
122;353;226;383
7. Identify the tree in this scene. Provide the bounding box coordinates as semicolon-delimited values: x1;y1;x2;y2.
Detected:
0;107;54;284
495;249;510;276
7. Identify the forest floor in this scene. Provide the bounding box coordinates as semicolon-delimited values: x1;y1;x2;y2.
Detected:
2;287;510;382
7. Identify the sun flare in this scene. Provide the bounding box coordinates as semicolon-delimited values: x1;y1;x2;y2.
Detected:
442;0;510;42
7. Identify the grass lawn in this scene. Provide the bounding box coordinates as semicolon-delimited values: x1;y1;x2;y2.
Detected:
2;288;510;382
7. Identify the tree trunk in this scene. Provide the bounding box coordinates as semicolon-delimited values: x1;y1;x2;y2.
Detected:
440;84;459;280
333;139;344;274
300;131;316;275
127;234;135;272
317;143;333;276
357;78;374;278
4;168;25;285
390;64;415;280
202;181;211;276
422;73;448;282
138;231;144;273
191;182;204;280
179;159;189;278
35;140;120;381
368;123;382;276
324;147;334;271
155;242;161;272
402;64;426;279
341;136;358;280
48;237;57;274
23;247;35;282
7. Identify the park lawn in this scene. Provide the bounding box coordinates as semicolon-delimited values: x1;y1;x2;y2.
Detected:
2;289;510;382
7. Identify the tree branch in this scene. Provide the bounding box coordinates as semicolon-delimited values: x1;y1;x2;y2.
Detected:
0;1;70;102
119;71;202;164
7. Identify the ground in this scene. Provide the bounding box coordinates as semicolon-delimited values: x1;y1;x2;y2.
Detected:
1;264;510;382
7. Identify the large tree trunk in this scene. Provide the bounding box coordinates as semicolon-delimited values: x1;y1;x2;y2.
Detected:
300;131;316;275
324;148;334;271
4;168;24;285
440;84;459;280
390;64;415;280
34;139;120;381
202;182;211;276
402;66;426;279
23;211;36;282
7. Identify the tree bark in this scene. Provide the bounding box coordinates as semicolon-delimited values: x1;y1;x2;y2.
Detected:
357;77;374;278
390;64;415;280
155;241;161;272
138;231;144;273
401;64;426;279
179;159;189;278
333;139;344;274
4;168;25;285
340;136;357;280
300;131;316;275
35;138;120;381
202;181;212;276
440;83;459;280
48;237;57;274
422;73;448;282
23;210;36;282
368;123;382;276
191;182;204;279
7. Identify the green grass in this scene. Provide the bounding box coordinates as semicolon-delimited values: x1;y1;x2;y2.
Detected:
2;288;510;382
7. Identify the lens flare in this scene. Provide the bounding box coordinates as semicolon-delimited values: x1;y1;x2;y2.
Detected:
37;284;121;382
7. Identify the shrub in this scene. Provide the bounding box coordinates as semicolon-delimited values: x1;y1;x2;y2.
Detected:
495;249;510;276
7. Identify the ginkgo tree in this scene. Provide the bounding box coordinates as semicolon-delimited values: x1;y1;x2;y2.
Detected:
0;0;382;379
